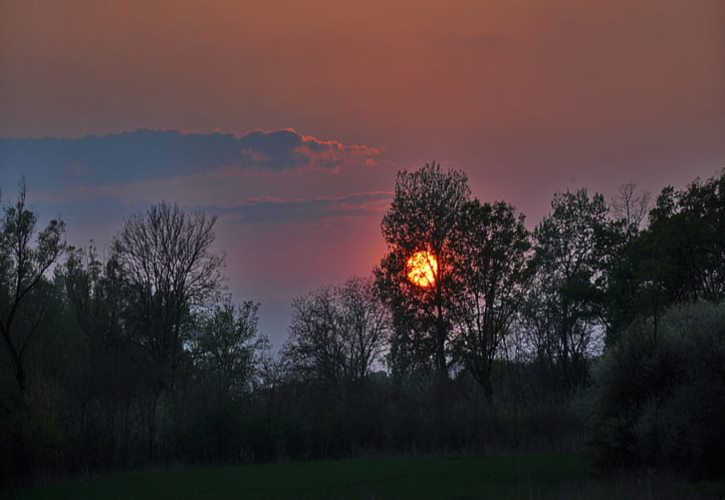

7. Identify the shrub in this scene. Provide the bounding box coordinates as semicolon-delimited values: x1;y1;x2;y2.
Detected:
589;302;725;478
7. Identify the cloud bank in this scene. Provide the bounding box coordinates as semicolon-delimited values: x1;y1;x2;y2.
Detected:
0;129;381;190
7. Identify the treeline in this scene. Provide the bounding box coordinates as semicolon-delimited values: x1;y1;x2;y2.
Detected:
1;166;723;485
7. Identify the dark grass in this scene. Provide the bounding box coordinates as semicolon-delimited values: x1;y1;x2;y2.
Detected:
3;454;723;500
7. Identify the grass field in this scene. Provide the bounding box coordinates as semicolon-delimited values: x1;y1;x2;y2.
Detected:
3;454;724;500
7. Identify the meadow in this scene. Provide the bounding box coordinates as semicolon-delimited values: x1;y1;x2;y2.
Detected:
3;454;724;500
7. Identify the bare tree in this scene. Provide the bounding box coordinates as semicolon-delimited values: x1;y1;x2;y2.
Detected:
337;277;389;382
112;203;224;391
283;277;388;386
112;202;224;457
0;183;65;398
611;182;651;231
284;286;345;385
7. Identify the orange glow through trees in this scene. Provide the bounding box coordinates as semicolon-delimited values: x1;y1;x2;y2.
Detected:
406;250;438;288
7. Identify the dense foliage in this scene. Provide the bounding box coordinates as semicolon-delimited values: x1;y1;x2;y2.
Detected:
590;302;725;478
1;167;723;485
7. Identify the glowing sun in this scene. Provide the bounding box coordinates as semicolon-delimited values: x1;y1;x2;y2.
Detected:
406;250;438;288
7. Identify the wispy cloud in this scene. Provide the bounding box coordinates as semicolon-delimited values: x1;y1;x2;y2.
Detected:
211;192;392;224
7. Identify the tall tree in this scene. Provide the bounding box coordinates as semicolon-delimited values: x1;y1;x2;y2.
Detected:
0;184;65;398
112;202;223;457
112;202;224;394
375;163;470;380
524;189;608;388
451;200;532;402
595;183;650;346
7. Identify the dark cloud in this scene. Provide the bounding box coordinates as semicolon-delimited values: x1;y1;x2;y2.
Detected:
212;192;392;224
0;129;381;190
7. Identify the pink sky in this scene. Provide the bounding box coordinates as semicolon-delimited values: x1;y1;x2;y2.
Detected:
1;0;724;342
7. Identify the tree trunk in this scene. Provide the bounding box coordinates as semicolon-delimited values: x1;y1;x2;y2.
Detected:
434;293;448;382
147;394;159;462
482;374;494;406
1;328;27;400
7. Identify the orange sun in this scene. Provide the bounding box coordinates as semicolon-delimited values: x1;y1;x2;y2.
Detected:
406;250;438;288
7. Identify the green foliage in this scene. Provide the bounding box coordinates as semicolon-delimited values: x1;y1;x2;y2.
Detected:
605;169;725;343
0;184;65;397
190;299;266;396
589;301;725;478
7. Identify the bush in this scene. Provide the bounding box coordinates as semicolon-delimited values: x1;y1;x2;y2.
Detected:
589;302;725;478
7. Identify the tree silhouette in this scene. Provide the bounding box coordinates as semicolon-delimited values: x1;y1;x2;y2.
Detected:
524;189;608;388
113;202;224;392
111;202;224;456
0;183;65;399
283;277;388;387
451;200;532;402
191;298;265;397
375;162;470;381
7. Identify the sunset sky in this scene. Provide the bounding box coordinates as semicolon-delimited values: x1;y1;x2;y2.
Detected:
1;0;724;343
